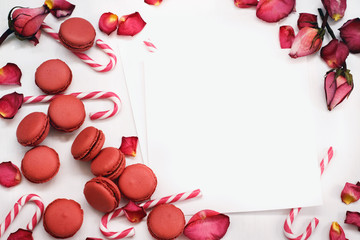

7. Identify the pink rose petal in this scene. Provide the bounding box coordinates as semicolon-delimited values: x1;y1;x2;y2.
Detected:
44;0;76;18
7;228;33;240
341;182;360;205
297;13;318;30
123;201;147;223
0;92;23;119
256;0;295;23
279;25;295;49
145;0;163;6
234;0;258;8
0;161;21;188
119;136;138;157
322;0;346;21
99;12;118;35
117;12;146;36
329;222;347;240
0;63;22;86
345;211;360;231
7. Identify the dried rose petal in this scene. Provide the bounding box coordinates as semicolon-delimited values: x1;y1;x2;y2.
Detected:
145;0;163;6
44;0;76;18
7;228;33;240
123;201;147;223
279;25;295;49
0;161;21;188
322;0;346;21
256;0;295;23
297;13;318;30
339;18;360;54
345;211;360;230
183;210;230;240
119;136;138;157
99;12;118;35
320;40;349;68
289;27;324;58
0;92;23;119
234;0;258;8
29;30;41;46
0;63;22;86
330;222;347;240
117;12;146;36
341;182;360;204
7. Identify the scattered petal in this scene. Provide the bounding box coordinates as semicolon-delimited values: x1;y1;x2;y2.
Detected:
145;0;163;6
44;0;76;18
234;0;258;8
117;12;146;36
329;222;347;240
0;63;22;86
0;161;21;188
29;30;41;46
7;228;33;240
297;13;318;30
320;39;349;68
256;0;295;23
99;12;118;35
345;211;360;230
0;92;23;119
289;27;324;58
279;25;295;49
119;136;138;157
341;182;360;204
184;210;230;240
321;0;346;21
123;201;147;223
339;18;360;54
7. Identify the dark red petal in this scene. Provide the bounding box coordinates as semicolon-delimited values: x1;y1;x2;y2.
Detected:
279;25;295;49
297;13;318;30
320;40;349;68
0;63;22;86
345;211;360;230
341;182;360;204
256;0;295;23
99;12;118;35
321;0;346;21
184;210;230;240
7;228;33;240
0;92;23;119
119;136;138;157
339;18;360;54
325;71;336;108
117;12;146;36
123;201;147;223
234;0;258;8
145;0;163;6
44;0;76;18
329;222;347;240
0;161;21;188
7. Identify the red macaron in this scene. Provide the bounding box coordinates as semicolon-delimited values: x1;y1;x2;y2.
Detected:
59;17;96;52
91;147;126;180
71;126;105;161
16;112;50;146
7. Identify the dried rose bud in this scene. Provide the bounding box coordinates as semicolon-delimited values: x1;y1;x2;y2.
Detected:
0;92;24;119
145;0;163;6
117;12;146;36
0;161;21;187
119;136;138;157
99;12;118;35
8;229;33;240
256;0;295;23
183;210;230;240
279;25;295;49
0;63;22;86
297;13;318;30
289;27;324;58
320;39;349;68
341;182;360;204
321;0;346;21
44;0;75;18
345;211;360;230
234;0;258;8
123;201;147;223
325;69;353;111
330;222;347;240
339;18;360;54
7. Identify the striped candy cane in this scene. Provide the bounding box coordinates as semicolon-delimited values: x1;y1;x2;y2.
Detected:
100;189;202;239
143;40;157;53
283;147;334;240
0;194;44;237
41;23;117;72
24;91;122;120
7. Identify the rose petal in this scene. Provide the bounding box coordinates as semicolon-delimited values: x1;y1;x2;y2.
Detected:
289;27;324;58
145;0;163;6
183;210;230;240
0;92;23;119
0;63;22;86
119;136;138;157
341;182;360;204
297;13;318;30
339;18;360;54
345;211;360;231
330;222;347;240
44;0;76;18
123;201;147;223
234;0;258;8
325;71;337;107
99;12;118;35
7;228;33;240
117;12;146;36
279;25;295;49
29;30;41;46
0;161;21;188
322;0;346;21
256;0;295;23
320;39;349;68
86;238;103;240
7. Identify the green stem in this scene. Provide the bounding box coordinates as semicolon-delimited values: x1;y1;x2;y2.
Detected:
0;28;14;46
318;8;336;40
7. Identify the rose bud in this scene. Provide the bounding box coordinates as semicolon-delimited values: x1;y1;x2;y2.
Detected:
289;27;325;58
0;92;24;119
345;211;360;230
339;18;360;53
321;0;346;21
320;39;349;68
256;0;295;23
145;0;163;6
44;0;76;18
234;0;258;8
117;12;146;36
0;63;22;86
297;13;318;30
330;222;347;240
99;12;118;35
325;69;353;111
0;161;21;188
341;182;360;204
279;25;295;49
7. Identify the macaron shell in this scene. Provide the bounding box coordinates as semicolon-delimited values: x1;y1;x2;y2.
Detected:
16;112;50;146
147;204;185;240
43;199;83;238
71;126;105;161
91;147;125;180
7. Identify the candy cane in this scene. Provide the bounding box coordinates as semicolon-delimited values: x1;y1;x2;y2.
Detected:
283;147;334;240
143;40;157;53
0;194;44;237
41;23;117;72
100;189;202;239
23;91;122;120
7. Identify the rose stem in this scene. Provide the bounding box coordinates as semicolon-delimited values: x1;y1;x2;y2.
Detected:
318;8;337;40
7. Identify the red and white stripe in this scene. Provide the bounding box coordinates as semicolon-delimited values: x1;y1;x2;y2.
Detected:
24;91;122;120
41;23;117;72
100;189;202;239
283;147;334;240
0;194;44;237
143;40;157;53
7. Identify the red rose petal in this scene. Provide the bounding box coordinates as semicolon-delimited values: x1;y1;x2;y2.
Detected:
117;12;146;36
256;0;295;23
123;201;147;223
0;63;22;86
29;30;41;46
339;18;360;54
119;136;138;157
234;0;258;8
99;12;118;35
0;161;21;188
0;92;23;119
279;25;295;49
145;0;163;6
322;0;346;21
329;222;347;240
341;182;360;204
325;71;337;107
184;210;230;240
44;0;76;18
345;211;360;231
297;13;318;30
7;228;33;240
320;39;349;68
